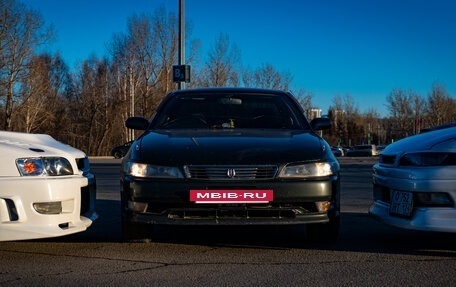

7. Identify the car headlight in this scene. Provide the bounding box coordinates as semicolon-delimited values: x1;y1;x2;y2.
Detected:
126;162;184;179
16;157;74;176
399;152;456;166
278;162;334;178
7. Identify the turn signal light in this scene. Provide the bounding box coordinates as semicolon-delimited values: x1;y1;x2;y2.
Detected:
315;201;331;212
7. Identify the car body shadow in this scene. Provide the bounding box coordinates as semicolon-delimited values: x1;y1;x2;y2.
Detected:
53;199;456;259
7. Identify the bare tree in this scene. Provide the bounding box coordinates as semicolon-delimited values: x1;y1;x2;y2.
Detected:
0;0;53;130
17;54;55;133
410;91;426;133
386;88;414;137
426;83;456;127
328;94;346;146
294;89;313;112
69;57;112;155
242;63;292;91
109;8;182;142
342;94;364;145
197;33;240;87
327;93;363;146
363;108;381;144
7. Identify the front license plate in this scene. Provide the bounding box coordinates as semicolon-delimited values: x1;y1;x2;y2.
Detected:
190;189;273;204
390;190;413;217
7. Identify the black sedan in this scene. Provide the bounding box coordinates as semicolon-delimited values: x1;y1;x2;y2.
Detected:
121;88;340;242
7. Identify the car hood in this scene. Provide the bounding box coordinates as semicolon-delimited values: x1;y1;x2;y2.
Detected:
0;131;87;176
130;129;329;165
383;127;456;155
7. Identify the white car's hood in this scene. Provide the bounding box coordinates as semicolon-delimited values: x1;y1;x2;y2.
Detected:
0;131;86;176
384;127;456;154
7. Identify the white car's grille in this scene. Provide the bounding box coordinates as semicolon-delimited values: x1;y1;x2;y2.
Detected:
183;165;278;180
379;154;396;165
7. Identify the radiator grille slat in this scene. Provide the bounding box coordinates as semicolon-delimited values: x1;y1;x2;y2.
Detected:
184;165;278;180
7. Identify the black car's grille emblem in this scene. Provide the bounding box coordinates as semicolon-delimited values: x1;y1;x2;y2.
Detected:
183;165;278;180
226;168;236;178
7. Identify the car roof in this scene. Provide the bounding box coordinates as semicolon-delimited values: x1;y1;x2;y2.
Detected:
157;88;297;110
155;87;304;116
167;87;290;96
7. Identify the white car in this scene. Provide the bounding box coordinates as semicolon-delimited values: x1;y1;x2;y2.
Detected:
0;131;97;241
369;125;456;233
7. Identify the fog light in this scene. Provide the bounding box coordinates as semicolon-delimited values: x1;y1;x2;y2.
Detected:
315;201;331;212
33;202;62;214
415;192;453;207
128;201;148;212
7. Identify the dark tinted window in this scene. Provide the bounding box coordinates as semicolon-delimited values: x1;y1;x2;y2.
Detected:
153;93;306;130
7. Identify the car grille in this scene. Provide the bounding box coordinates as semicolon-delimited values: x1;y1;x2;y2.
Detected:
183;165;278;180
379;154;396;165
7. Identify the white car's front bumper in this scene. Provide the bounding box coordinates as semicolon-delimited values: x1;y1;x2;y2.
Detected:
369;200;456;233
371;163;456;233
0;175;97;241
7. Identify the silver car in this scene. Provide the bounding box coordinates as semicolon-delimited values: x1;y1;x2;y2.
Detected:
369;125;456;232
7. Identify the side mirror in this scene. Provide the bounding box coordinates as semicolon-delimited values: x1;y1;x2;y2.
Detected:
310;117;331;131
126;117;149;130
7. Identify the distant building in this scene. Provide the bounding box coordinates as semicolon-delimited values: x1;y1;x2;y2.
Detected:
307;108;322;120
333;109;345;120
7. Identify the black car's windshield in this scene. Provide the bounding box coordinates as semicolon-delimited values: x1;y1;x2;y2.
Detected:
152;93;306;130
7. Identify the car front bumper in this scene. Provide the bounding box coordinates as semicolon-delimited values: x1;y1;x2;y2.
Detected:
369;200;456;233
121;176;340;226
370;167;456;233
0;174;97;241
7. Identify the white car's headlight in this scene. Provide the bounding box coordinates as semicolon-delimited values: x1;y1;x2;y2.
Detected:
279;162;334;178
16;157;74;176
126;162;183;179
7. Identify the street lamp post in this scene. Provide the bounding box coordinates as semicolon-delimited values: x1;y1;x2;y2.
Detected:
173;0;190;88
173;0;190;90
178;0;185;90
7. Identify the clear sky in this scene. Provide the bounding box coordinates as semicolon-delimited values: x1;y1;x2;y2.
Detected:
23;0;456;117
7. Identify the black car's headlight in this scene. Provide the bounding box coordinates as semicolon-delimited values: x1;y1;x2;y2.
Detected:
125;162;184;179
278;162;335;178
399;152;456;166
16;157;74;176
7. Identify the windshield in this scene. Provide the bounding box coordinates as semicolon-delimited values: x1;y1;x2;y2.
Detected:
152;92;306;130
